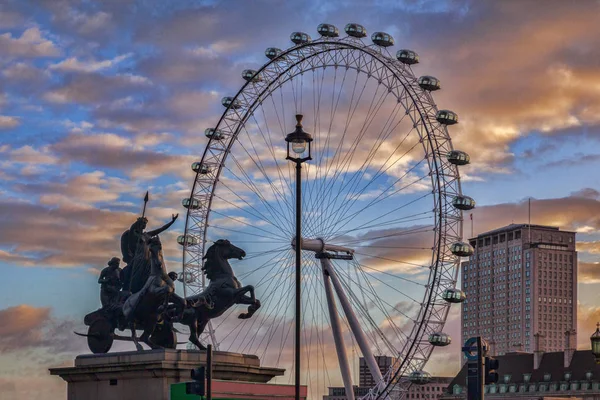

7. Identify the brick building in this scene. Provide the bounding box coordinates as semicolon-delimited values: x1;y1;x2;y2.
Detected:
441;332;600;400
461;224;577;354
323;376;452;400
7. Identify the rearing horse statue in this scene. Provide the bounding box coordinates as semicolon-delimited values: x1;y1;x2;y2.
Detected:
177;239;261;350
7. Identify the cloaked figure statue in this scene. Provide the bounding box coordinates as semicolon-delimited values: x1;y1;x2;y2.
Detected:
120;213;178;292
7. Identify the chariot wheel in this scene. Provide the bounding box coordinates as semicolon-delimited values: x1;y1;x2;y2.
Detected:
88;317;114;354
180;23;474;399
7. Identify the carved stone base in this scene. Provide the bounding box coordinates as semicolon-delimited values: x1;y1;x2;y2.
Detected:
49;349;302;400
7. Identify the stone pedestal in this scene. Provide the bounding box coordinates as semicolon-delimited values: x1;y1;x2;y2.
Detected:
49;349;293;400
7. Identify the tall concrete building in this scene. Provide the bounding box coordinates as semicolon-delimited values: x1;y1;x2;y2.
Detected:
359;356;399;387
461;224;577;355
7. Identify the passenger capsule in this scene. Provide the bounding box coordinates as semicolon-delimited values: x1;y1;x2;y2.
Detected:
221;96;241;109
450;241;474;257
205;128;224;140
317;23;339;38
436;110;459;125
442;288;467;304
371;32;394;47
191;162;210;174
446;150;470;166
344;23;367;38
242;69;262;83
177;235;199;246
396;49;419;65
428;332;452;347
408;370;432;385
290;32;311;45
265;47;282;60
182;198;201;210
452;195;476;211
418;75;441;91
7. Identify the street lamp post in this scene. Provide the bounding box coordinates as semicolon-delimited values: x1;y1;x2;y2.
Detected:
285;114;313;400
590;323;600;364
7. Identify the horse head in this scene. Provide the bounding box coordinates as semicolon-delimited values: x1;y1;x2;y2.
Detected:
202;239;245;280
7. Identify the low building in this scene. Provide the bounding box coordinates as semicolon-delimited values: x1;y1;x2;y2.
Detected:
323;376;452;400
441;332;600;400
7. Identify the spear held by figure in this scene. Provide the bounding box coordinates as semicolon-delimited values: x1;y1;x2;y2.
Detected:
120;191;178;266
142;191;149;219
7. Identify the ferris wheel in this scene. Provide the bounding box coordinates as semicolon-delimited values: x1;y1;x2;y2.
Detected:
179;23;475;400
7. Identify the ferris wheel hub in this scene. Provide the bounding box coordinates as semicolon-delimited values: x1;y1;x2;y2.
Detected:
291;237;354;259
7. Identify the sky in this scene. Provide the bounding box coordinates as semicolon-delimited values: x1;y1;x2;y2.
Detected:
2;0;600;399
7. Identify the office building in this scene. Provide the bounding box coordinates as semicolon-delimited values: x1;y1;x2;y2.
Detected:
461;224;577;354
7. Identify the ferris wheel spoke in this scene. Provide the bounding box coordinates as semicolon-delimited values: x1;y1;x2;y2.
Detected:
329;194;432;240
252;108;294;196
321;131;424;238
210;225;288;242
231;138;295;222
305;71;373;237
311;78;388;234
212;251;292;333
332;225;433;248
331;261;397;355
316;94;408;237
244;115;294;214
223;158;292;233
350;261;414;345
325;166;430;238
210;210;288;240
342;261;411;349
223;258;294;351
316;101;416;232
316;96;403;229
212;189;286;235
241;270;295;354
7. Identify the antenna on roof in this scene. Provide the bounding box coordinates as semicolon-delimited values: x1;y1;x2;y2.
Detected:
528;198;532;244
470;213;473;238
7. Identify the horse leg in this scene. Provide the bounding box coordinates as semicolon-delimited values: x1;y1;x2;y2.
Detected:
236;286;261;319
189;317;207;350
130;322;143;351
140;319;159;349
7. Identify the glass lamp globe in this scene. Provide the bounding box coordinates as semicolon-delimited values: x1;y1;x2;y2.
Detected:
292;139;307;154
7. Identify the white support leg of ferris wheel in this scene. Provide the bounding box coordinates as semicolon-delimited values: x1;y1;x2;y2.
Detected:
321;262;355;400
320;257;386;391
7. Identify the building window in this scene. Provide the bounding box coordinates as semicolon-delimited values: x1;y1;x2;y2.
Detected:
544;373;551;382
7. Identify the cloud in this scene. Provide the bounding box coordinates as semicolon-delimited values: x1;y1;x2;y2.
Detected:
50;133;196;179
9;145;58;164
0;115;20;129
577;304;600;349
44;72;152;105
579;261;600;284
470;191;600;237
0;27;60;58
0;305;50;339
49;53;132;73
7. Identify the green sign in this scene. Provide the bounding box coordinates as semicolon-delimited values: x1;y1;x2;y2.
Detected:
170;382;241;400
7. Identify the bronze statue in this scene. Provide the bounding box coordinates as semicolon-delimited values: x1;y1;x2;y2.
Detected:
78;191;263;353
172;239;261;350
78;192;184;353
98;257;122;307
121;213;178;291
